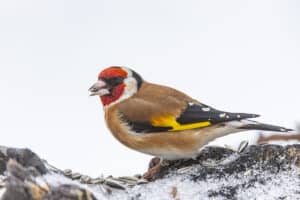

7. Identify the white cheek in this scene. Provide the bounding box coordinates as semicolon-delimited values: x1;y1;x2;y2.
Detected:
124;77;137;95
119;77;138;101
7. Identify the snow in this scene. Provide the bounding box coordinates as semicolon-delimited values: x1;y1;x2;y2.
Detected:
0;189;5;198
114;168;300;200
39;165;300;200
40;173;108;200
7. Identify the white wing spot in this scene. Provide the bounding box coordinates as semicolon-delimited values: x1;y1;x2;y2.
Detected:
202;107;211;112
219;113;226;118
237;115;241;118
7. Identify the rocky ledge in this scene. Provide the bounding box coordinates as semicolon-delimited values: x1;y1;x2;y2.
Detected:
0;144;300;200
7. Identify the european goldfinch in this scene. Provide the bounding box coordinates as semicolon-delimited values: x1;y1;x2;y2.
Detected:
89;66;292;160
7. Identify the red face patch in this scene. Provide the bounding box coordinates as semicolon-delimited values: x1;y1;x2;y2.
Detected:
98;67;128;79
100;84;126;106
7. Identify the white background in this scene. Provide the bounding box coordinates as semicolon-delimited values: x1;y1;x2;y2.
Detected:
0;0;299;176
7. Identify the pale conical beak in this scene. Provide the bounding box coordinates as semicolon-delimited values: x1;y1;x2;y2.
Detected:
89;80;110;96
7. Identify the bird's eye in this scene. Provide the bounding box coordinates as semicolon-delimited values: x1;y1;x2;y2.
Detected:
104;76;125;87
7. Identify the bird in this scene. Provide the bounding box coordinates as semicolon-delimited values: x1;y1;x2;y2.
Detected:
89;66;292;179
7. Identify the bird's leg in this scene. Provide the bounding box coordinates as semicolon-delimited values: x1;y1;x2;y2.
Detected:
142;157;170;181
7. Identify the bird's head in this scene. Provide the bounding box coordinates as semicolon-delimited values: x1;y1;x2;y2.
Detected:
89;66;143;106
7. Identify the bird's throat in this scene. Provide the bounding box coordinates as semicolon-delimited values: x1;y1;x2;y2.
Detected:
100;84;126;106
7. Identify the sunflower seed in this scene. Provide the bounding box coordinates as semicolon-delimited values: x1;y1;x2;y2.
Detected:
118;176;139;182
71;172;82;180
63;169;72;177
238;141;249;153
90;177;105;185
177;166;193;174
244;169;253;176
80;175;92;184
105;179;126;190
99;184;112;194
0;180;5;188
137;179;149;185
117;179;136;185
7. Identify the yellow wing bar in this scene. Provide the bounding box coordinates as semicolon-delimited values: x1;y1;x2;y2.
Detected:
151;115;211;131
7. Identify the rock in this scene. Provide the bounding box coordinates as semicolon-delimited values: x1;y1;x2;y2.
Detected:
0;151;8;175
0;146;47;175
1;160;46;200
1;160;97;200
43;184;96;200
0;144;300;199
152;144;300;181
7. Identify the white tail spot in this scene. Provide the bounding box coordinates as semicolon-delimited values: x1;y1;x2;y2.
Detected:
202;107;211;112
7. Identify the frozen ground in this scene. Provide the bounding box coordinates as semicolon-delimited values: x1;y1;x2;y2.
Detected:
110;169;300;200
1;144;300;200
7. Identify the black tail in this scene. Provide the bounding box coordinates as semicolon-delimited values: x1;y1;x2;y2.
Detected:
240;121;294;132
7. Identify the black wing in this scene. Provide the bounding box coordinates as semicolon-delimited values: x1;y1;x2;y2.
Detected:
177;102;259;125
120;102;259;134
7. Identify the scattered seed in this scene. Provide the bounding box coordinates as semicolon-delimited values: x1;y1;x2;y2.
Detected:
171;186;178;199
71;173;82;180
63;169;72;177
118;176;139;182
105;179;126;190
0;180;5;188
177;166;193;174
244;169;252;176
238;141;249;153
217;154;240;166
99;184;112;194
201;161;219;168
90;177;105;185
137;179;149;185
117;177;137;185
80;175;92;184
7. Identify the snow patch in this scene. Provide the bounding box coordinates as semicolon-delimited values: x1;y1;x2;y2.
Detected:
38;165;300;200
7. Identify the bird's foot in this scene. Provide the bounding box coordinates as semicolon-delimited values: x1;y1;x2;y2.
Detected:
142;162;162;181
143;158;170;181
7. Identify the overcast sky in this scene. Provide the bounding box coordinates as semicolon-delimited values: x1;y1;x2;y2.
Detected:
0;0;299;176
